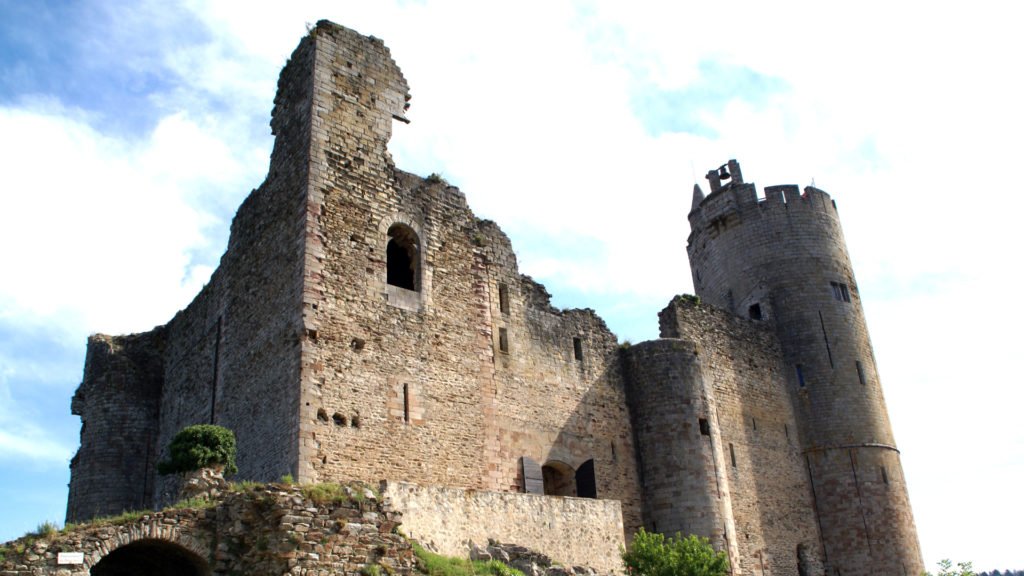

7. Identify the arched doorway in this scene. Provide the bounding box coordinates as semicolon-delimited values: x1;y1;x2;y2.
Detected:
91;539;210;576
542;460;575;496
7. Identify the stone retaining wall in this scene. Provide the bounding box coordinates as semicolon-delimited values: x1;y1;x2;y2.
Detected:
383;481;624;573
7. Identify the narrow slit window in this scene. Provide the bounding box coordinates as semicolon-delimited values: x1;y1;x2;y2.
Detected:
498;283;510;314
880;466;889;485
498;327;509;354
573;337;583;361
729;443;737;468
403;383;410;423
751;416;757;431
796;364;806;387
856;360;867;385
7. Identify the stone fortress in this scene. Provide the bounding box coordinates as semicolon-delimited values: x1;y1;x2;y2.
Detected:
65;20;923;576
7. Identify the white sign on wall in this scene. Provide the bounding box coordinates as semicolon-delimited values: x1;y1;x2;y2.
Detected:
57;552;84;565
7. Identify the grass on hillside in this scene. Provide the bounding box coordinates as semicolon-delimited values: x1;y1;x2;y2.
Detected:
412;542;524;576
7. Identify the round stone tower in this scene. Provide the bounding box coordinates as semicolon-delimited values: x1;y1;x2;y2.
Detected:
686;160;922;576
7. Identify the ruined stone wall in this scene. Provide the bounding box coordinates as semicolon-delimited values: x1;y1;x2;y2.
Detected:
67;331;165;523
7;483;416;576
659;299;825;576
383;482;624;574
687;177;922;575
295;22;643;536
152;31;317;501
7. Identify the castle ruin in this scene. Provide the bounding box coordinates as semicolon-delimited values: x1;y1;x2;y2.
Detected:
66;21;923;576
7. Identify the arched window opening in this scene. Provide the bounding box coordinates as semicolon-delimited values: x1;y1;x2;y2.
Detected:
542;460;575;497
575;459;597;498
386;224;419;291
91;538;210;576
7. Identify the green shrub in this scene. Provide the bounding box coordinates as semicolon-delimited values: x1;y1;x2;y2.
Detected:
621;529;729;576
157;424;238;475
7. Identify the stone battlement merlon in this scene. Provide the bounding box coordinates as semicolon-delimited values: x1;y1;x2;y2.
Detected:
689;161;839;241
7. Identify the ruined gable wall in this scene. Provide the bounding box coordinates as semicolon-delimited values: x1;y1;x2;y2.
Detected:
67;330;165;522
295;22;642;537
153;33;319;501
659;298;824;576
480;226;643;536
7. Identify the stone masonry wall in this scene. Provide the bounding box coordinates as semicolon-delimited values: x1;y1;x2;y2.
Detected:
153;28;318;501
294;21;644;536
660;298;825;576
686;175;922;575
5;483;415;576
67;330;165;522
623;338;734;564
383;481;625;574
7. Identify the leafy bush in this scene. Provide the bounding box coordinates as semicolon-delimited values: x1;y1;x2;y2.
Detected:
157;424;238;475
621;529;729;576
926;559;975;576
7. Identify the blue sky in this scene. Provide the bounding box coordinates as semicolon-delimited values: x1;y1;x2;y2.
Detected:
2;0;1023;571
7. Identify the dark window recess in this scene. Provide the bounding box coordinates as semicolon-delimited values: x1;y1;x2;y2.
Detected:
748;303;762;320
573;337;583;361
386;224;419;291
316;408;328;422
332;413;347;426
403;383;410;423
699;418;711;436
830;281;851;302
729;443;737;468
856;360;867;385
752;417;757;431
796;364;806;387
575;459;597;499
784;424;790;439
498;327;509;354
498;283;510;314
881;466;889;485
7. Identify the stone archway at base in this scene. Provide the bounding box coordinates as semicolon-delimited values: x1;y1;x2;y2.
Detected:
90;539;211;576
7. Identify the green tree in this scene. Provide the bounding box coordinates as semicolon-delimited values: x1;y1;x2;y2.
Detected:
622;529;729;576
157;424;238;475
925;559;975;576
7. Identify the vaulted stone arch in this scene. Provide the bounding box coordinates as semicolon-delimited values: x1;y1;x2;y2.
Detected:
90;538;211;576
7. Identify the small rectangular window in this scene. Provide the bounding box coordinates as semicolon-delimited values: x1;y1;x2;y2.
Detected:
796;364;806;387
699;418;711;436
748;303;762;320
498;283;510;314
573;337;583;361
729;443;737;468
831;281;851;302
498;327;509;354
856;360;867;385
751;416;757;431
